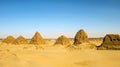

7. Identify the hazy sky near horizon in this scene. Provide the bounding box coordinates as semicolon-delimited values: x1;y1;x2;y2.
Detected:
0;0;120;38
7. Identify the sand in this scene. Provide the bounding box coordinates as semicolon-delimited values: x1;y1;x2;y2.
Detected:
0;39;120;67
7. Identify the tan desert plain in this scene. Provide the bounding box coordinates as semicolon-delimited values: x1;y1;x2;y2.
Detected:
0;29;120;67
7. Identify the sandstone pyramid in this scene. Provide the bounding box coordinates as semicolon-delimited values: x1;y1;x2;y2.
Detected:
55;35;70;45
30;32;45;45
74;29;89;45
2;35;15;44
97;34;120;50
13;36;28;44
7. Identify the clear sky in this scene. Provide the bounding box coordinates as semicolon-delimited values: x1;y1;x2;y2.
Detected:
0;0;120;38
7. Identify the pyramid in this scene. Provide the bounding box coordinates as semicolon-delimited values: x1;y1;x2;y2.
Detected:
13;36;28;44
97;34;120;50
2;35;15;44
30;32;45;45
55;35;70;45
74;29;89;45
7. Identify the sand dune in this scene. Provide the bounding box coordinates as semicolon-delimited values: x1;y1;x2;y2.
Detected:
0;39;120;67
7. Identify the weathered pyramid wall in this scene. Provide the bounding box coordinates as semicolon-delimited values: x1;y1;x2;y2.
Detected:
74;29;89;45
98;34;120;50
2;35;15;44
30;32;45;45
13;36;28;44
55;35;70;45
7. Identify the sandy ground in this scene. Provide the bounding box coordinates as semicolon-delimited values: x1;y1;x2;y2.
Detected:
0;39;120;67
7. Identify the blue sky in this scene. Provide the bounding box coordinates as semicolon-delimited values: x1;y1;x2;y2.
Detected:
0;0;120;38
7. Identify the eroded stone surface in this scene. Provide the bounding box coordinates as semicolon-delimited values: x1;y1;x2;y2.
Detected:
55;35;70;45
97;34;120;50
13;36;28;44
2;36;15;44
74;29;89;45
30;32;45;45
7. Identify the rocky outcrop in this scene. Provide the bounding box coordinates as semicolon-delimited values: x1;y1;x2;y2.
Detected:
97;34;120;50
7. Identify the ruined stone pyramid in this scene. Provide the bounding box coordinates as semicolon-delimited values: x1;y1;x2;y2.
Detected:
2;35;15;44
30;32;45;45
97;34;120;50
13;36;28;44
74;29;89;45
55;35;70;45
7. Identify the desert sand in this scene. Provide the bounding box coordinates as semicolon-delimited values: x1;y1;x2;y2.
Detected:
0;39;120;67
